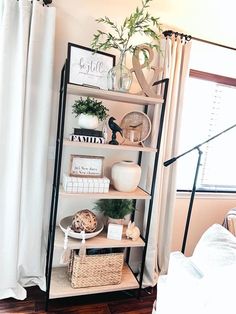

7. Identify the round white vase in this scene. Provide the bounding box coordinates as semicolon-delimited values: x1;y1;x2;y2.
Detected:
77;113;99;129
111;160;141;192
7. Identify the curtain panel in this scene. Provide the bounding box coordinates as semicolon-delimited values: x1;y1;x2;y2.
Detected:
142;34;192;286
0;0;55;300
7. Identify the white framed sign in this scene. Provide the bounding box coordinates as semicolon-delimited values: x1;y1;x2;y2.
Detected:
107;223;123;241
67;43;115;90
70;155;104;178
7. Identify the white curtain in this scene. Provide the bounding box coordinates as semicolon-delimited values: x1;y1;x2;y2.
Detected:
0;0;55;300
143;34;192;286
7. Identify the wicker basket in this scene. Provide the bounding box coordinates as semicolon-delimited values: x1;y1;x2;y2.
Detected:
68;250;124;288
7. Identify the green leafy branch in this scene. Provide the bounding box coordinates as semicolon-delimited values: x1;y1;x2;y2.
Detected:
91;0;162;56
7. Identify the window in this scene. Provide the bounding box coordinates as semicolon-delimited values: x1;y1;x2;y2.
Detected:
177;70;236;192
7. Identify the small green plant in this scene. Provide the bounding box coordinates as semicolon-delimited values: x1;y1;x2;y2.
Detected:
91;0;162;59
72;97;109;121
94;199;134;219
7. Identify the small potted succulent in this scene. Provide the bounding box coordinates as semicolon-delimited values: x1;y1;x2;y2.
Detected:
72;96;109;129
94;199;134;225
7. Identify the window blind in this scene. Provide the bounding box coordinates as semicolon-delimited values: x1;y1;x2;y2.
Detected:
177;76;236;192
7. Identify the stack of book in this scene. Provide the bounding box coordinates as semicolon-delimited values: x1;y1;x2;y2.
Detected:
69;128;105;144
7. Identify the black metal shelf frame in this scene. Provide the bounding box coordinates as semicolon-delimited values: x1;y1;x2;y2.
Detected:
45;59;169;310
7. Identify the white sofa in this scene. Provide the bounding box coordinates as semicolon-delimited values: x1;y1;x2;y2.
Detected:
152;224;236;314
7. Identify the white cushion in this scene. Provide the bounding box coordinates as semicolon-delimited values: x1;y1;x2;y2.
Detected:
199;264;236;314
156;252;203;314
155;225;236;314
191;224;236;274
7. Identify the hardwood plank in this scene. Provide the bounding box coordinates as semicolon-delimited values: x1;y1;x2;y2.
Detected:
0;301;34;313
0;286;156;313
109;295;155;314
48;303;111;314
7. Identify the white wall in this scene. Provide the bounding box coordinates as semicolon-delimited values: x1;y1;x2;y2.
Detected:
156;0;236;48
51;0;236;131
52;0;236;94
51;0;236;260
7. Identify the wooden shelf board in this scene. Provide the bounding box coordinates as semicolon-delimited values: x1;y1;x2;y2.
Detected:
67;84;164;105
49;264;139;299
55;227;145;249
63;140;157;152
59;186;150;199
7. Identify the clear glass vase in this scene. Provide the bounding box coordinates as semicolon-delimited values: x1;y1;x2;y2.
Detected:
107;51;133;93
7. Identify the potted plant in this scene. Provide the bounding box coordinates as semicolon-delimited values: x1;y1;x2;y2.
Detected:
94;199;134;225
72;96;109;129
91;0;162;92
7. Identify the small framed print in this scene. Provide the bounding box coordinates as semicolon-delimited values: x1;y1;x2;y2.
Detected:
67;43;115;90
107;223;123;241
70;155;104;178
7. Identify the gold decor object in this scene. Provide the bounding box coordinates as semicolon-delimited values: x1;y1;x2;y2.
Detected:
68;250;124;288
71;209;97;233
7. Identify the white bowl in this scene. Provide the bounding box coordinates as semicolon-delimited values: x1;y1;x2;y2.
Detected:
59;216;104;239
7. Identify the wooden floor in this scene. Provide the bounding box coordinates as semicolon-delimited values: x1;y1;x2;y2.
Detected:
0;286;156;314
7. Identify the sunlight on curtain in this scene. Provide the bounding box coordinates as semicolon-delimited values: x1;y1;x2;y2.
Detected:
0;0;55;300
142;34;192;286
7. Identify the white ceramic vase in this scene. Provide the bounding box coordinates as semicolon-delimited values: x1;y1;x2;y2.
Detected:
111;160;141;192
77;113;99;129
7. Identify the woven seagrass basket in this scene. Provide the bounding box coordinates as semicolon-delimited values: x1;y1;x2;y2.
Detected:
68;250;124;288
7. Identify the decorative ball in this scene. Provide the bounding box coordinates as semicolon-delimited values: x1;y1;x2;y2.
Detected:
71;209;97;233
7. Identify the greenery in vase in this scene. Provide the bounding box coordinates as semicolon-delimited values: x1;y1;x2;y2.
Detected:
72;97;109;121
91;0;162;60
94;199;134;219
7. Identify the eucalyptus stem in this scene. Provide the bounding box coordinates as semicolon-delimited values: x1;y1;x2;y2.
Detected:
91;0;162;61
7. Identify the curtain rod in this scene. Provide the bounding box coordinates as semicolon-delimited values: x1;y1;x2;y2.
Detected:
191;36;236;52
17;0;52;4
163;29;236;51
163;30;192;42
40;0;53;4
